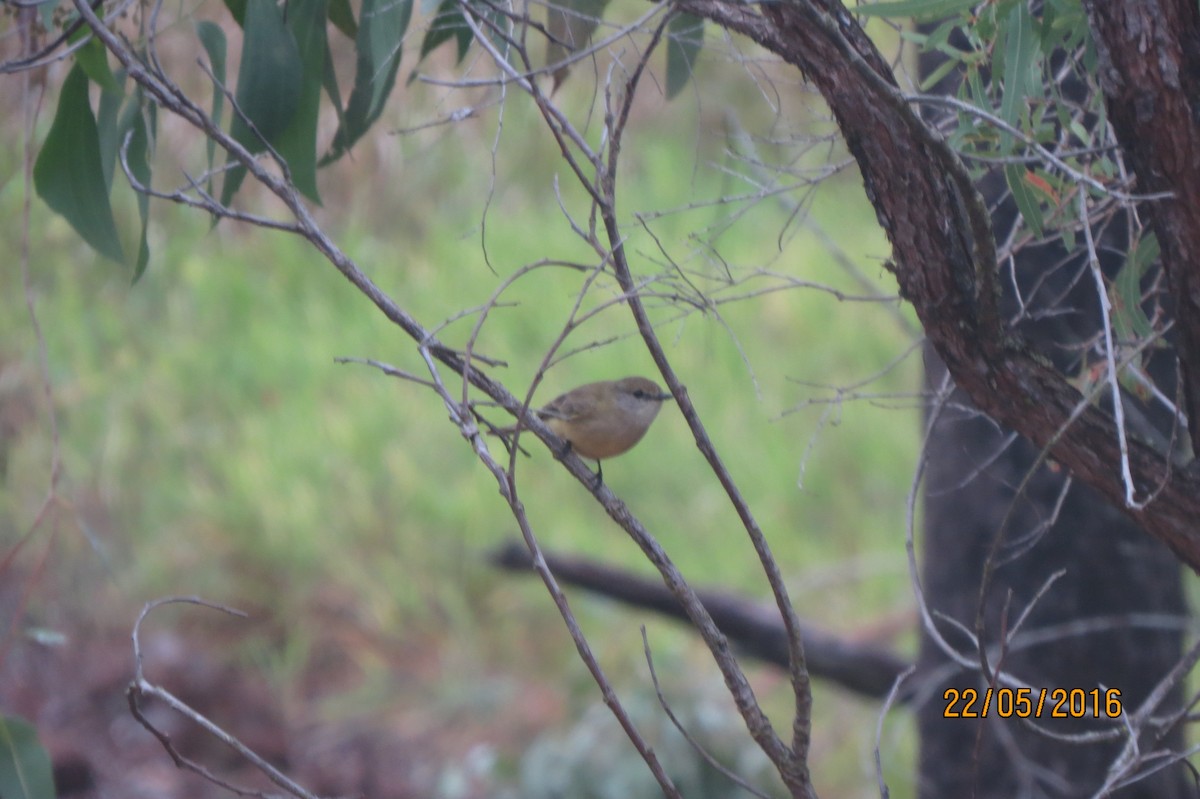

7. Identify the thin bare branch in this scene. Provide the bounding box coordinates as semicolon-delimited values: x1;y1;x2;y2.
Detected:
128;597;319;799
641;627;776;799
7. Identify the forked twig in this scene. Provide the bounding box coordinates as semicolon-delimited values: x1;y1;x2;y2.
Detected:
127;597;321;799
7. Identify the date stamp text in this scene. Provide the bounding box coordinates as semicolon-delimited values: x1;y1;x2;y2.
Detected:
943;687;1123;719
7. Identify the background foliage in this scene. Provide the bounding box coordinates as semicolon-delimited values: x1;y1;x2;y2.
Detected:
0;3;930;796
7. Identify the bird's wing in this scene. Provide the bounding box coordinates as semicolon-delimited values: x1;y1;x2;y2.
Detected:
539;392;591;422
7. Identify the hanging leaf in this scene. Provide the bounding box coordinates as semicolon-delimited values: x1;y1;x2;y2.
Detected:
96;74;126;191
1111;237;1157;401
419;0;473;63
546;0;611;91
223;0;247;26
1110;232;1158;345
328;0;358;38
1004;163;1044;239
275;0;329;203
34;64;126;264
75;35;122;93
220;0;304;206
919;50;963;91
998;0;1038;151
665;12;703;100
1022;169;1058;204
322;52;348;138
229;0;303;145
852;0;978;20
322;0;412;163
196;21;227;201
0;716;56;799
122;93;156;281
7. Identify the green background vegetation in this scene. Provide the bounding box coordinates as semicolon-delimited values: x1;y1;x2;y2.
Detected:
2;34;922;797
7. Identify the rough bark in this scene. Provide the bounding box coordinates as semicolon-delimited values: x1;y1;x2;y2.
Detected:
1084;0;1200;458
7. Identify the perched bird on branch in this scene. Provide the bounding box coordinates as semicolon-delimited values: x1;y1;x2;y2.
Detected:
497;376;673;484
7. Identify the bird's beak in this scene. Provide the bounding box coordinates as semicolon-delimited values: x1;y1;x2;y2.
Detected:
657;392;674;402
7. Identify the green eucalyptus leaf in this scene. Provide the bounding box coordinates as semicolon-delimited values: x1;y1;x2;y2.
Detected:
122;93;156;281
546;0;610;90
328;0;358;38
852;0;977;20
76;35;122;92
0;716;56;799
1111;233;1158;344
275;0;329;203
34;63;125;264
233;0;303;146
998;0;1039;151
223;0;247;26
96;75;126;191
1004;163;1044;239
221;0;304;206
665;13;703;100
919;53;961;91
322;53;347;135
322;0;412;163
419;0;473;63
196;20;227;200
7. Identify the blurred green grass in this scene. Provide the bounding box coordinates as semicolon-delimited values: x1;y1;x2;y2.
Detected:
2;50;921;796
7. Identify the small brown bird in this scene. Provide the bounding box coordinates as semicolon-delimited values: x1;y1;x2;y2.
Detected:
500;376;673;483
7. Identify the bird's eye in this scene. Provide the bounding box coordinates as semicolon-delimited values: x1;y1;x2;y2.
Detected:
633;390;647;399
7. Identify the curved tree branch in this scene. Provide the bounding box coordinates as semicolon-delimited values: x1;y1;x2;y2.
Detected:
678;0;1200;570
490;541;911;700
